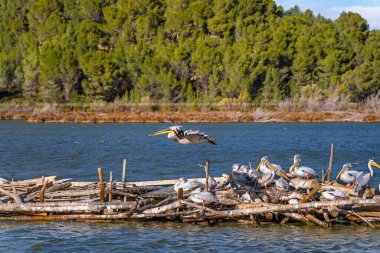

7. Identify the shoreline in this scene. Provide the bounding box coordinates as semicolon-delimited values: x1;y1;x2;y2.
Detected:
0;110;379;123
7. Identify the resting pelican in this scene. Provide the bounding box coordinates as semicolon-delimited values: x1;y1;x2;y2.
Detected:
174;178;203;192
321;188;347;201
189;188;219;205
336;163;360;185
353;159;380;193
149;126;217;145
256;156;289;180
289;154;317;178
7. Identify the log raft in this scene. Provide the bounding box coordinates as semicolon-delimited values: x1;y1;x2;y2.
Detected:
0;174;379;227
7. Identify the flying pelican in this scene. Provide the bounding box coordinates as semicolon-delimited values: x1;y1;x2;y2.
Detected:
289;154;317;178
149;125;217;145
189;188;219;205
256;156;289;180
336;163;361;185
321;188;347;201
353;159;380;193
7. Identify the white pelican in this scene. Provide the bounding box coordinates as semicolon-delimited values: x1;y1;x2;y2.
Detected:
353;159;380;193
174;178;203;192
149;125;217;145
256;157;289;180
336;163;360;185
289;154;317;178
321;188;347;201
188;188;219;205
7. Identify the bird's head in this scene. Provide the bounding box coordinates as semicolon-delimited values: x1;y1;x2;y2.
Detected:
336;163;351;180
290;154;301;173
369;159;380;169
149;126;183;136
255;156;268;172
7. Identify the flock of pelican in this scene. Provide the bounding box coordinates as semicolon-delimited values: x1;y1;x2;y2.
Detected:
150;125;380;203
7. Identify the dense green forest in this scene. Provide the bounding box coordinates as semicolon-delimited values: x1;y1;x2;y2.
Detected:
0;0;379;105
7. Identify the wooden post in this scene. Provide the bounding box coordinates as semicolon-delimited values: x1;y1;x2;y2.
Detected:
39;177;48;203
321;169;325;184
122;159;126;184
177;188;183;200
108;171;113;202
98;168;105;201
326;143;334;182
122;159;127;202
177;188;183;211
205;160;209;192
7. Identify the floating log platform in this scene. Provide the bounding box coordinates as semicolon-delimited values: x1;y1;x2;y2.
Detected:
0;170;379;228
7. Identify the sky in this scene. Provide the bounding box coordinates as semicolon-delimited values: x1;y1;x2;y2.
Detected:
275;0;380;29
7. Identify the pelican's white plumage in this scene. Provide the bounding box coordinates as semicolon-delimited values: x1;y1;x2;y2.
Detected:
188;188;219;205
290;154;317;178
149;126;217;145
336;163;360;184
174;178;203;192
256;156;289;180
321;189;347;201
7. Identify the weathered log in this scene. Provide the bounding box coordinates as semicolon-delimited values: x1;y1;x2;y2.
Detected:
282;212;309;224
180;200;216;212
0;202;137;214
203;199;380;220
348;211;375;228
0;187;23;203
0;213;131;221
301;185;320;203
143;201;181;214
305;213;329;227
279;192;306;201
235;202;276;209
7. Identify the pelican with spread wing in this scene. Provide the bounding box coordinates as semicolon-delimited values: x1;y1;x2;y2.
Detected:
149;125;217;145
354;159;380;193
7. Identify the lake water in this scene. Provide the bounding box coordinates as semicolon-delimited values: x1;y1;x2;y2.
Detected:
0;121;380;252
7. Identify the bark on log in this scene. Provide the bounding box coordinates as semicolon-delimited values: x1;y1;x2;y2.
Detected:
282;212;309;224
0;188;23;203
305;213;329;227
203;199;380;220
143;201;180;214
0;202;137;213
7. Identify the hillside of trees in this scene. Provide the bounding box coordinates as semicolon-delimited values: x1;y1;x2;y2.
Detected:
0;0;379;106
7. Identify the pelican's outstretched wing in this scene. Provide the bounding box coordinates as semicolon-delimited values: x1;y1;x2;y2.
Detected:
354;172;370;193
183;130;217;144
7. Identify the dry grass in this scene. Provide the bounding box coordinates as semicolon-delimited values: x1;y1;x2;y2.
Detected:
364;92;380;114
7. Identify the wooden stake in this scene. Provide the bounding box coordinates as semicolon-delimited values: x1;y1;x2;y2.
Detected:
98;168;105;201
321;169;325;184
122;159;127;202
122;159;126;184
39;177;49;203
108;171;113;202
177;188;184;200
205;160;209;192
326;143;334;182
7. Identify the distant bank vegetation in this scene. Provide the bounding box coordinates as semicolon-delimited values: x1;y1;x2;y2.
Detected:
0;0;379;109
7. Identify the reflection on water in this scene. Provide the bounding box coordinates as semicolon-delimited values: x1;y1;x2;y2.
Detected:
0;121;380;252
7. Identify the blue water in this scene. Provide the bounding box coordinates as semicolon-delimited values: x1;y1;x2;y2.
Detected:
0;121;380;252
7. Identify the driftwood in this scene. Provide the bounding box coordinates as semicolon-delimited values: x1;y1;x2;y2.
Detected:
0;188;23;203
0;170;379;227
